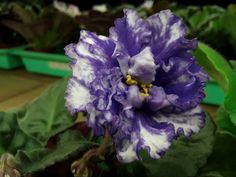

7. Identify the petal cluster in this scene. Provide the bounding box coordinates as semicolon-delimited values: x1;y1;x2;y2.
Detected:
65;9;208;163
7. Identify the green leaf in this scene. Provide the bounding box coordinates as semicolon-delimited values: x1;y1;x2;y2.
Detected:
0;5;77;49
0;19;50;45
216;107;236;136
15;130;96;175
194;42;229;91
118;113;216;177
229;60;236;72
197;132;236;177
0;112;42;156
10;3;37;23
198;171;224;177
194;42;236;127
188;5;224;29
174;6;199;21
228;4;236;14
221;12;236;52
17;78;77;145
174;5;224;39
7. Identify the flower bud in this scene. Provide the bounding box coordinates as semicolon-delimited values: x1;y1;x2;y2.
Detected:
0;153;21;177
71;160;91;177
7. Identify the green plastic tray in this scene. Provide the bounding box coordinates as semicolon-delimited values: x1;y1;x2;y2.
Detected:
14;50;71;77
0;46;23;69
203;81;224;105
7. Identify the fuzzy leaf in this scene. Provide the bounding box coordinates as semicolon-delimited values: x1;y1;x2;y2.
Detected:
15;130;96;175
216;107;236;136
194;42;236;127
188;6;224;29
17;78;77;145
10;3;37;23
0;19;50;45
229;60;236;72
0;112;41;156
221;12;236;53
117;113;216;177
0;5;77;49
197;132;236;177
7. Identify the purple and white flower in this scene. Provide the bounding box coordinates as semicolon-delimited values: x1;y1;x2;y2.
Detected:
64;9;208;163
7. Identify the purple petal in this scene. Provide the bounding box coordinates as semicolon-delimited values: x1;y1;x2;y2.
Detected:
64;30;116;83
155;56;208;110
78;30;116;63
128;47;157;84
116;112;175;163
110;8;151;57
147;10;197;61
85;68;123;135
146;86;178;112
154;106;205;136
163;61;208;110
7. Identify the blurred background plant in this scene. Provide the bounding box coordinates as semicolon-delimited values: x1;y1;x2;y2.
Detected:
0;2;24;48
0;2;78;51
174;4;236;60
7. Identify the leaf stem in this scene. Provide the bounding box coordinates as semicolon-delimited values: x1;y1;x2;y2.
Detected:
71;132;111;176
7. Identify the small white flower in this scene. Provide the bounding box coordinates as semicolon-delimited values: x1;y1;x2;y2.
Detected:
53;0;80;17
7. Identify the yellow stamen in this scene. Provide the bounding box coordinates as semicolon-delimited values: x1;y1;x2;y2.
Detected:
147;84;153;88
126;75;138;85
140;92;149;97
126;75;153;97
140;83;150;97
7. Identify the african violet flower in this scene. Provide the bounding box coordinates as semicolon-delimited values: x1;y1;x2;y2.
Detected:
64;9;208;163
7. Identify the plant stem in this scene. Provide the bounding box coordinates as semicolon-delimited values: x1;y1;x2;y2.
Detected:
71;132;111;176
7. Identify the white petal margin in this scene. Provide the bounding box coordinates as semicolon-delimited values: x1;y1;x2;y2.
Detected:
117;138;139;163
117;119;174;163
138;120;172;159
65;77;92;114
64;30;115;83
109;8;151;57
64;43;95;83
78;30;115;63
147;10;186;48
154;106;205;136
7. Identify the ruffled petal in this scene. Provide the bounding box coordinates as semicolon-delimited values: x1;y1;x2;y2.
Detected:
116;113;175;163
147;10;197;61
85;68;123;135
126;85;144;109
163;60;208;110
128;47;157;84
65;43;95;83
65;77;92;114
146;86;178;112
154;106;205;136
64;30;116;83
110;8;151;57
78;30;116;63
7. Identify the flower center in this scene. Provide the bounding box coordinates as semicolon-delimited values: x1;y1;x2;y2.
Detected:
126;75;152;97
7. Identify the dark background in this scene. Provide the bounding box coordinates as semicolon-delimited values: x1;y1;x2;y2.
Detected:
2;0;235;10
54;0;236;9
